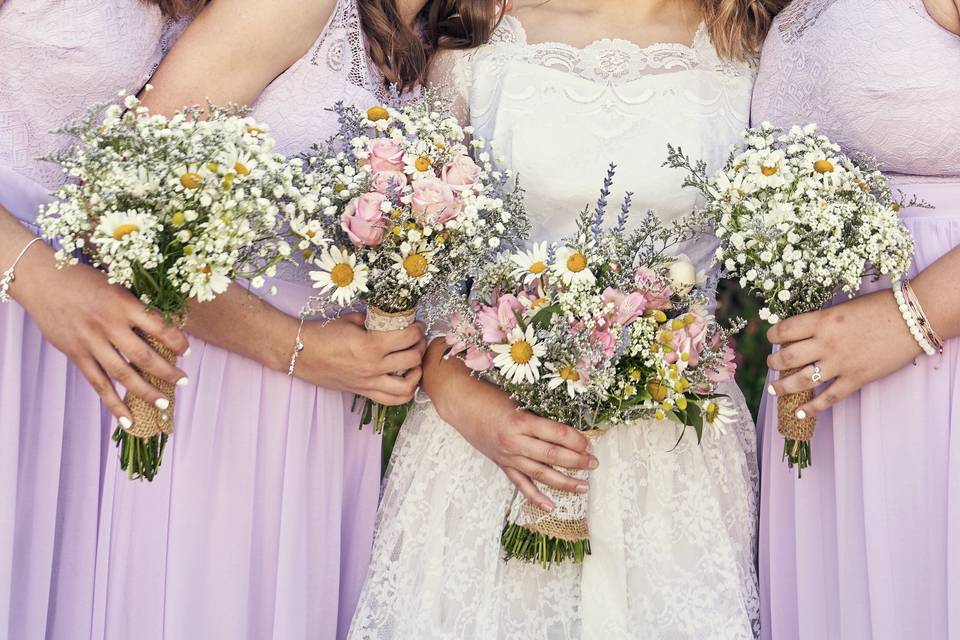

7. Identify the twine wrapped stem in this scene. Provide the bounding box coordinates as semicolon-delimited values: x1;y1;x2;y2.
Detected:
776;355;817;475
358;306;416;437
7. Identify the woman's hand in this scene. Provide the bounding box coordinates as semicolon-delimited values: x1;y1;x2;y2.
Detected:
11;238;189;425
295;313;427;405
422;339;597;511
766;289;922;418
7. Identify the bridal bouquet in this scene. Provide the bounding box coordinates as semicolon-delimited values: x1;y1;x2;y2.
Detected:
444;168;742;567
38;90;316;480
666;123;915;474
287;90;528;432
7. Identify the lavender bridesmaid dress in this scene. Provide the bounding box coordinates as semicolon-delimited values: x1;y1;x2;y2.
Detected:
0;3;171;638
92;2;382;638
751;1;960;638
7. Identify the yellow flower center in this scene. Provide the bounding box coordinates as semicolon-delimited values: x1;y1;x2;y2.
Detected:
647;381;668;402
390;209;404;219
705;401;719;423
403;253;428;277
334;183;347;193
528;260;547;274
415;156;431;172
813;159;834;174
221;175;234;190
302;249;314;260
435;235;445;244
566;252;588;273
171;211;186;227
245;126;264;135
234;162;250;176
628;369;641;381
207;162;220;173
112;223;140;240
652;310;668;323
760;165;778;177
305;229;316;238
510;340;534;365
530;297;549;309
180;172;203;189
330;263;355;288
560;366;580;382
366;106;390;122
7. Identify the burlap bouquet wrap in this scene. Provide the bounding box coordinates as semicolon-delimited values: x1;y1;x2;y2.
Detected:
123;329;178;437
776;365;816;445
508;429;604;547
365;306;416;333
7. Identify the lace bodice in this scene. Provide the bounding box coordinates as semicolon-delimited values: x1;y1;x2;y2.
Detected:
435;15;754;274
752;0;960;181
246;0;386;159
0;0;174;190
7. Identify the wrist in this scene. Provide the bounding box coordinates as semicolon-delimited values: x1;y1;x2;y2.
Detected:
5;239;58;308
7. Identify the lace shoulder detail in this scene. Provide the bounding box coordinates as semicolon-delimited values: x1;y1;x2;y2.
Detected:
491;15;750;83
427;48;475;125
309;0;387;101
776;0;839;43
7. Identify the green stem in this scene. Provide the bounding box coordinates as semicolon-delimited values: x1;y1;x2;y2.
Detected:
782;438;812;478
113;427;168;482
500;522;591;568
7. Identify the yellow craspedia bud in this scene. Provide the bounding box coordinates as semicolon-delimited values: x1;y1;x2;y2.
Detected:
671;319;685;331
658;331;674;345
675;396;688;411
680;352;690;362
684;315;696;326
366;106;389;121
661;400;674;411
653;310;668;323
207;162;220;173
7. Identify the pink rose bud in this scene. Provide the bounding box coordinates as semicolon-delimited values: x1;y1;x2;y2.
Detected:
440;154;481;192
371;170;407;195
341;192;388;246
411;177;462;225
367;138;405;173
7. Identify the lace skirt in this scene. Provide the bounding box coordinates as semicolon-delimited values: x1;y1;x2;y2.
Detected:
349;380;760;640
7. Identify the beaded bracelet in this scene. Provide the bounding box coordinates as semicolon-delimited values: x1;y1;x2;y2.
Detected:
892;279;943;356
287;316;306;376
0;237;43;303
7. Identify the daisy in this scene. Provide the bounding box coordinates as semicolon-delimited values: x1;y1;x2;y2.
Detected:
491;325;545;385
552;245;596;287
310;246;369;306
403;150;437;181
391;242;437;285
703;398;737;439
174;163;210;191
221;146;259;177
544;362;587;398
93;211;157;254
510;242;549;284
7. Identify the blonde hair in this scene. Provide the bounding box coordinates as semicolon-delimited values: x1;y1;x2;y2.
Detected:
704;0;790;60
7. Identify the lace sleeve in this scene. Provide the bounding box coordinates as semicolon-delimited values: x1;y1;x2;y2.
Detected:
427;48;474;126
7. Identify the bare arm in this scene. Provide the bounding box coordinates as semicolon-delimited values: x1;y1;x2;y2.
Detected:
139;0;427;402
923;0;960;34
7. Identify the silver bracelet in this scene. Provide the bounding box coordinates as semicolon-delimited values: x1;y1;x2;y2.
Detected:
0;237;43;303
287;316;306;376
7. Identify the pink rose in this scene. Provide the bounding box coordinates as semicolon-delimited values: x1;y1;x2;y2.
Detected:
370;170;407;195
602;287;648;326
367;138;405;172
441;154;481;192
341;192;388;246
411;177;462;225
476;294;523;343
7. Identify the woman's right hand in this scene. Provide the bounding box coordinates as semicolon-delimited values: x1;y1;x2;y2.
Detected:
11;239;190;425
295;313;427;405
422;339;598;511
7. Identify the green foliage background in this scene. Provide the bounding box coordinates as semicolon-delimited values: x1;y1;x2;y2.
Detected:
715;280;770;420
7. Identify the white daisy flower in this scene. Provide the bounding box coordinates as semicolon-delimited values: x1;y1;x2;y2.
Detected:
391;242;437;285
510;242;549;284
544;362;587;398
704;398;738;438
552;246;596;286
491;325;545;385
310;246;369;306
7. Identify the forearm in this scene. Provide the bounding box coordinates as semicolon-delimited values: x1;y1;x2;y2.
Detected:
1;207;61;308
909;244;960;341
184;284;297;372
0;206;41;270
422;337;513;425
922;0;960;33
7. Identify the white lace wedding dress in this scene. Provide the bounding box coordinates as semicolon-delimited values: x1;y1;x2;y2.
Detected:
349;15;760;640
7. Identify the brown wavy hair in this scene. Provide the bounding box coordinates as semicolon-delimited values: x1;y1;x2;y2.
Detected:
360;0;507;90
146;0;207;18
705;0;790;60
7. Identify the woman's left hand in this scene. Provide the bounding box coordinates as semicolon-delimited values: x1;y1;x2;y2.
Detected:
766;289;924;418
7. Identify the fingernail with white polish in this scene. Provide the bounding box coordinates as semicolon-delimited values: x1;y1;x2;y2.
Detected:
176;376;189;387
183;347;192;357
795;409;807;420
588;458;599;470
576;484;589;494
767;384;777;396
154;397;170;411
541;502;554;512
119;416;133;430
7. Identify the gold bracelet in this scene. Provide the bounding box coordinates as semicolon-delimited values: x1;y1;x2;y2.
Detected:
902;279;944;354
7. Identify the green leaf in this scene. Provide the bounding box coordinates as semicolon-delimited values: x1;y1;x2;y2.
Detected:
530;303;562;329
